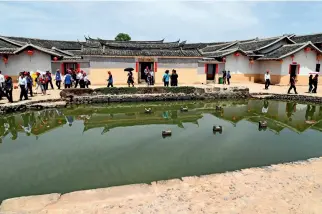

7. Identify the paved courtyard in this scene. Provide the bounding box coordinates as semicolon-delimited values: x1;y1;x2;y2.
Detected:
0;83;321;105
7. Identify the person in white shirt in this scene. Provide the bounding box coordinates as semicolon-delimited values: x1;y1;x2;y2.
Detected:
18;72;28;101
149;70;154;85
84;72;90;88
262;100;269;113
264;70;271;90
75;70;83;88
0;70;5;99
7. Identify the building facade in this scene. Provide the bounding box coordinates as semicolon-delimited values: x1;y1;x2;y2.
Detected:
0;33;322;85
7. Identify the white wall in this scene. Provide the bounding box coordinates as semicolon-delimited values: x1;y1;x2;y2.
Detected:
225;54;257;74
258;61;282;75
281;49;317;76
0;50;51;76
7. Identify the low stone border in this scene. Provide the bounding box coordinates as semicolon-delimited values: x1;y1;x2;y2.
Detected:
0;86;251;114
250;93;322;104
68;92;250;105
0;100;66;115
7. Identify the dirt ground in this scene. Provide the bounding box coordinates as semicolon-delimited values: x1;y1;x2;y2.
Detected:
1;158;322;214
0;83;321;105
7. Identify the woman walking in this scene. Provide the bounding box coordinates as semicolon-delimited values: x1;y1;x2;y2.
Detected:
107;71;113;87
163;70;170;87
170;69;178;86
64;72;73;88
312;74;319;93
39;74;47;95
308;75;313;93
127;71;134;87
84;73;90;88
26;72;33;97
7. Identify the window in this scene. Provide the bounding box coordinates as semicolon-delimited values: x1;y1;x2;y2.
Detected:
316;64;320;72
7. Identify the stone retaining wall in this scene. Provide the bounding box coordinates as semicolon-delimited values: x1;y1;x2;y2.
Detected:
0;86;250;114
251;93;322;104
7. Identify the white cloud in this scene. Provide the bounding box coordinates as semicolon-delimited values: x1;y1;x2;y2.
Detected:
1;1;262;42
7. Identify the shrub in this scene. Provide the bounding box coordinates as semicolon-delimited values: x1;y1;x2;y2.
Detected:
94;86;199;95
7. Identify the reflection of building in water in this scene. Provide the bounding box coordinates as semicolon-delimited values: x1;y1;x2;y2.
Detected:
0;109;66;141
247;100;322;133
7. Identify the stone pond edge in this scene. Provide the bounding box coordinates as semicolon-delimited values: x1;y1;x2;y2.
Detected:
0;156;321;213
1;87;322;115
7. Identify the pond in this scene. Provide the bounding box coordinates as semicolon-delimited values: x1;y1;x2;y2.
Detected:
0;100;322;202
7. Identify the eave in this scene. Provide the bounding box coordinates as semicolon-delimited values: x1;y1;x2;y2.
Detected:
14;44;62;57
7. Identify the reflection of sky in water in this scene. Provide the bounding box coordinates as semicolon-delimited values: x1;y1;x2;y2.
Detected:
0;100;322;202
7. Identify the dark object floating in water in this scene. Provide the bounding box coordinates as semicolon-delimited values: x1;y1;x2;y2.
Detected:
180;107;188;112
213;125;223;134
145;108;152;114
258;121;267;127
215;106;223;111
258;121;267;131
162;130;172;137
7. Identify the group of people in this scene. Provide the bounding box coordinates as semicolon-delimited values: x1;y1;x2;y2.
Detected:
222;70;232;85
162;69;178;87
264;70;319;94
0;71;13;103
0;69;91;103
144;66;155;86
308;74;319;93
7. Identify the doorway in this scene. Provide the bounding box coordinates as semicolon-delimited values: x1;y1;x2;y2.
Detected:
289;64;298;82
139;62;154;83
206;64;217;81
64;63;78;75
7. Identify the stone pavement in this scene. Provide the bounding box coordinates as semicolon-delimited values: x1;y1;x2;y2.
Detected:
0;83;321;105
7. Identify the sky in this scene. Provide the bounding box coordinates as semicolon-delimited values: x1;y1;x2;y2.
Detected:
1;1;322;43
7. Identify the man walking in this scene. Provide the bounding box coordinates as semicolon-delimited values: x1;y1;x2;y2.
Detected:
4;75;13;103
18;72;28;101
264;70;271;89
288;76;298;94
55;69;62;89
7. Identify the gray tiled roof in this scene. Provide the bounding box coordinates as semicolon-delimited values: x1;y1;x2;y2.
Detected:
201;43;234;52
104;41;184;49
225;37;281;51
2;36;83;50
291;33;322;44
257;44;304;60
81;47;201;57
202;49;237;57
88;37;165;44
0;39;20;48
0;48;17;54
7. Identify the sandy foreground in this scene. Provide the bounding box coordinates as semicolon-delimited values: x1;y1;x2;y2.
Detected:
1;158;322;214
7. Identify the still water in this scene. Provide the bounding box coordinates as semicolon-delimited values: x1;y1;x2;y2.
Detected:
0;100;322;201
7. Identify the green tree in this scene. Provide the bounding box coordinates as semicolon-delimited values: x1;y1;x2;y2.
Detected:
115;33;131;41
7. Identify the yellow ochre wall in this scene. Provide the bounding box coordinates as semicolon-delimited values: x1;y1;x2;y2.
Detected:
89;67;206;85
156;68;205;85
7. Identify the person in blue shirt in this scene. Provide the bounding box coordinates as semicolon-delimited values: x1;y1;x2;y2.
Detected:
64;72;73;88
107;71;113;87
163;70;170;87
55;69;62;89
